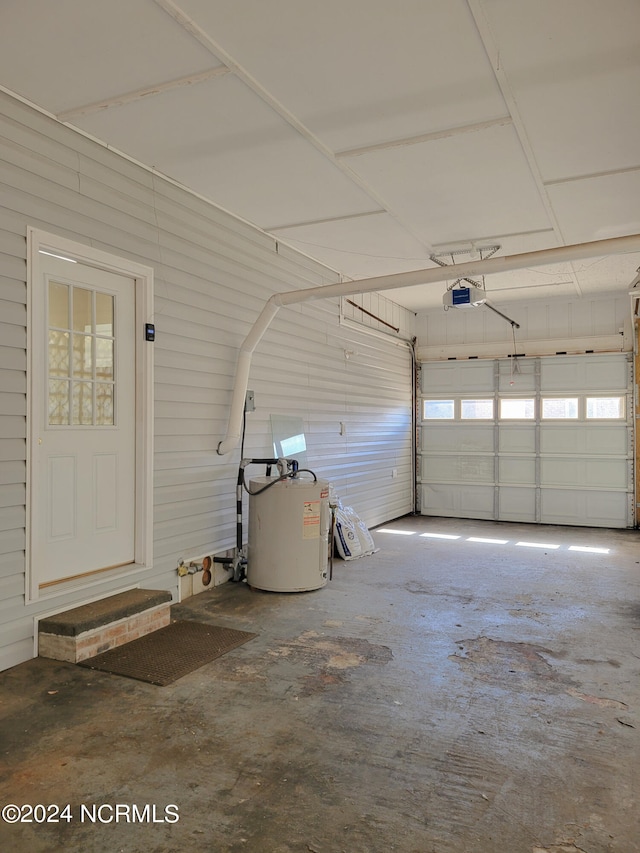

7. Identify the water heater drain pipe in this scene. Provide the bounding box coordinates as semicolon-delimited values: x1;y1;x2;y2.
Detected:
217;233;640;455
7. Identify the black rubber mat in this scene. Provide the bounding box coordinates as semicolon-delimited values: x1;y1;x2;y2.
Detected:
78;620;256;686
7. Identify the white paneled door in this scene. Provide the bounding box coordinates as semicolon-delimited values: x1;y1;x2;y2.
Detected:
31;254;136;588
419;354;633;528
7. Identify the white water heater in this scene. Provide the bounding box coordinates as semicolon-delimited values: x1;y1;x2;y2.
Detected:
247;476;330;592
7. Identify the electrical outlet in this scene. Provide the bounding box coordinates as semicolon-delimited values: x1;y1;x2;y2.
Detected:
245;390;255;412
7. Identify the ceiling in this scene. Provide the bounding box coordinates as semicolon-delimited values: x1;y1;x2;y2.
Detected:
2;0;640;311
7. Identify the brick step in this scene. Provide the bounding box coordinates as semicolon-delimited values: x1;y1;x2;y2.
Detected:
38;589;173;663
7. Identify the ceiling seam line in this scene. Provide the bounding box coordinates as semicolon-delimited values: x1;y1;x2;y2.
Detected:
544;164;640;187
335;116;513;158
56;67;231;121
266;210;387;232
432;228;557;250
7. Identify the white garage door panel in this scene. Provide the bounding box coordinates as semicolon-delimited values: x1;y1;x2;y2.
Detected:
498;366;536;393
584;427;630;456
540;355;628;391
420;353;632;528
422;454;494;483
422;484;457;514
499;426;536;453
422;424;495;453
499;457;536;484
498;487;536;521
422;360;494;393
421;484;494;519
541;457;628;489
540;489;629;527
540;426;628;455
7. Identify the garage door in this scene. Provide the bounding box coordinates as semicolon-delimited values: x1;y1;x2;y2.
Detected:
419;353;633;528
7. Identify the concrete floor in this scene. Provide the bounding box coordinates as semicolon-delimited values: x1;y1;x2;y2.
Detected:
0;516;639;853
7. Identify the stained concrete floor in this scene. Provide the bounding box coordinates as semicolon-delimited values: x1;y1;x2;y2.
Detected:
1;516;639;853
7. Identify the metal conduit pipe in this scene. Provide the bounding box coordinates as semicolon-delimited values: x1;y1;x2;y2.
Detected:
217;233;640;455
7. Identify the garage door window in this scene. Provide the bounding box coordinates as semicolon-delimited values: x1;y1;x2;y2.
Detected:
424;400;455;419
461;399;494;419
586;396;625;419
499;398;535;419
541;397;579;419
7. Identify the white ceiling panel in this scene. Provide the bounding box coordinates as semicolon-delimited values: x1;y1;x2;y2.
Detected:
482;0;640;181
0;0;218;114
573;253;640;296
547;171;640;245
177;0;509;151
74;75;379;228
272;212;435;280
477;265;577;300
347;123;552;246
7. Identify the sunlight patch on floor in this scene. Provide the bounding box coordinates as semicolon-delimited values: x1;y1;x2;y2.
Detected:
419;533;461;540
467;537;509;544
568;545;610;554
376;527;612;554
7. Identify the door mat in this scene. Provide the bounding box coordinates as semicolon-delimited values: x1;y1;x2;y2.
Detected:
78;621;257;686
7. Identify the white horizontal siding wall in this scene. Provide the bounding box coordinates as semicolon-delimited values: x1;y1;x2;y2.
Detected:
341;291;415;339
0;91;412;671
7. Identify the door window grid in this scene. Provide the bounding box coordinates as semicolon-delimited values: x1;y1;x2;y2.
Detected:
47;281;115;426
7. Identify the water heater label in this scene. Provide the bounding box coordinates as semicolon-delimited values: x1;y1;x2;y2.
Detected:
302;500;321;539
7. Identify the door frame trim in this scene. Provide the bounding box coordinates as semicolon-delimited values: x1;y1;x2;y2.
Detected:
26;228;154;602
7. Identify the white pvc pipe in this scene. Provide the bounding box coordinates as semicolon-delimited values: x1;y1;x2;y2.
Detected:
217;299;281;455
217;233;640;454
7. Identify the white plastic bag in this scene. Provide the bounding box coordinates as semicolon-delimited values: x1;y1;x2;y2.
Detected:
334;506;375;560
355;515;375;555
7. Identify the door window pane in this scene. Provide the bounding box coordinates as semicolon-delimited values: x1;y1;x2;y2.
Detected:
72;382;93;425
461;399;494;419
72;287;93;333
500;398;535;419
72;334;93;379
96;292;114;336
423;400;454;419
541;398;578;419
586;397;625;419
95;338;113;380
96;383;114;425
48;330;70;377
49;380;70;425
48;281;69;328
